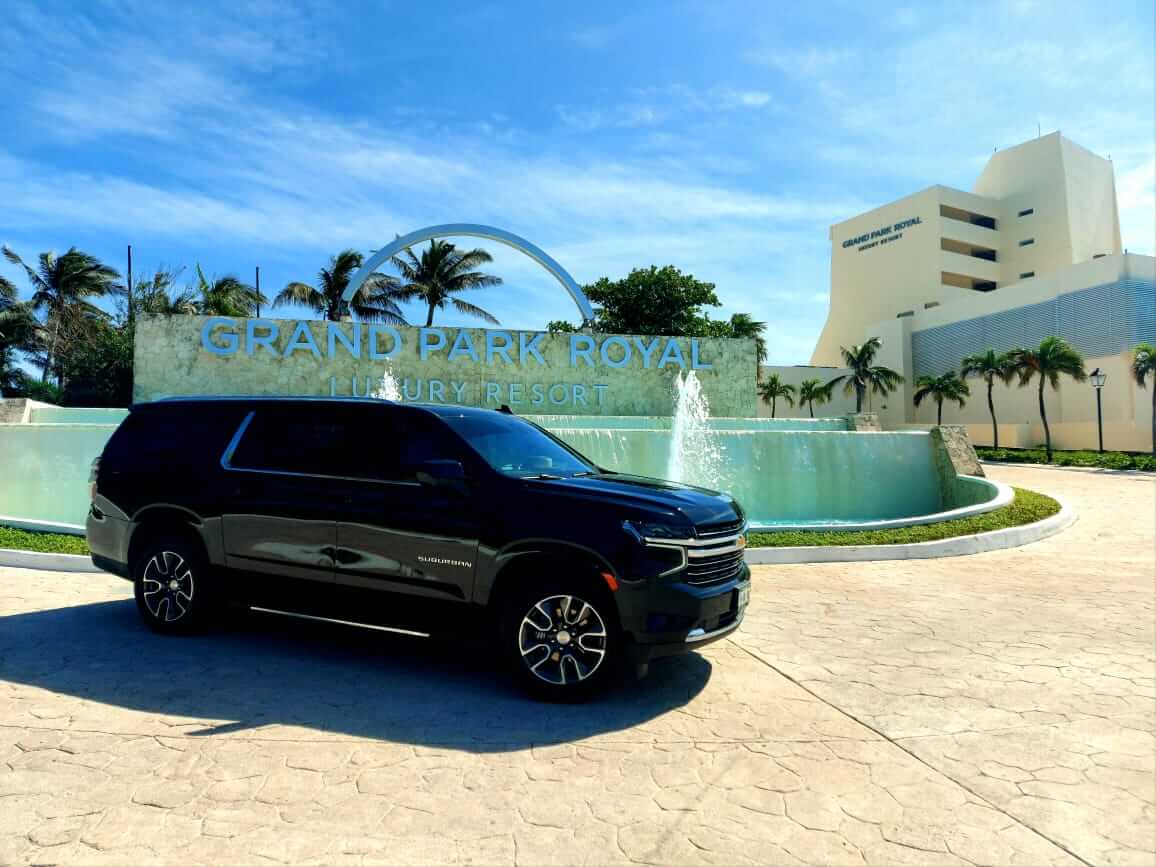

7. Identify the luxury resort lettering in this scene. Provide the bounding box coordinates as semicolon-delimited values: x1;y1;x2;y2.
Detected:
197;317;717;409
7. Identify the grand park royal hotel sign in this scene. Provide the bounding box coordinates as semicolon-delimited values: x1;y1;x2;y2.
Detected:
133;225;756;417
133;317;755;417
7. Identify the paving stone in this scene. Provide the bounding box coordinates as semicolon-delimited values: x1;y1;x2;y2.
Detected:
0;465;1150;865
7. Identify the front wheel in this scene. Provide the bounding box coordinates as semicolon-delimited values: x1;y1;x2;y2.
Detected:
132;535;215;634
503;581;620;701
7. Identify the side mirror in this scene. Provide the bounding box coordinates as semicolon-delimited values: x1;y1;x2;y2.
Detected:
415;459;468;494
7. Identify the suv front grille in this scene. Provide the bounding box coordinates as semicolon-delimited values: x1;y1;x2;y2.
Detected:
683;521;747;586
696;519;744;539
685;548;745;585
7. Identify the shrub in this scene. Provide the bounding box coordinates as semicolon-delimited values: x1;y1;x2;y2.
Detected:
976;446;1154;471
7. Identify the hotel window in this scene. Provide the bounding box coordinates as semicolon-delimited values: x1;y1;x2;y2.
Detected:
1019;271;1035;279
1018;238;1035;247
1018;208;1034;217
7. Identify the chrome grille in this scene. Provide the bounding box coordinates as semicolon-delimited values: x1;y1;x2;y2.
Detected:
696;519;744;539
685;548;745;585
683;521;747;586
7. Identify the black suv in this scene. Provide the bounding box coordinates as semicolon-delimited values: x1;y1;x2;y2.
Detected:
87;397;751;699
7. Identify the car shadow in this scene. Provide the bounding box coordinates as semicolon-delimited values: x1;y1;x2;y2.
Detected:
0;598;712;752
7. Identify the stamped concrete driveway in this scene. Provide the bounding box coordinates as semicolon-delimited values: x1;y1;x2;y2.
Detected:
0;465;1152;866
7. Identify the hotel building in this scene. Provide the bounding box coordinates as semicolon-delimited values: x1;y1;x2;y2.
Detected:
800;132;1154;451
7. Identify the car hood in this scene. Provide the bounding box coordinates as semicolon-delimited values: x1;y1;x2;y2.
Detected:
524;472;743;528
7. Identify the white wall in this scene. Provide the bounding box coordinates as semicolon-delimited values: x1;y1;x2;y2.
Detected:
756;365;857;418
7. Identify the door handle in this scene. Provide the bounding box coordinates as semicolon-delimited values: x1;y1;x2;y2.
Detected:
325;547;360;565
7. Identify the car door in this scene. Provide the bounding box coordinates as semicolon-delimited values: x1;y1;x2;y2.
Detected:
219;406;344;610
332;406;481;630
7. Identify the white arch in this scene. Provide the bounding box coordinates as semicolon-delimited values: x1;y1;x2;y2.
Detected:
341;223;595;326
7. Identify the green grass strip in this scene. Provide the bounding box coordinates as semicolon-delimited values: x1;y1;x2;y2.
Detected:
747;487;1060;548
0;525;90;556
1;487;1061;556
977;447;1155;472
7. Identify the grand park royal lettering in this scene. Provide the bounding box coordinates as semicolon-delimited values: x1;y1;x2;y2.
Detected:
199;317;714;409
842;216;923;252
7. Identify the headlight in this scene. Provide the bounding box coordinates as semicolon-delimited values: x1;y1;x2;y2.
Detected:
622;520;691;544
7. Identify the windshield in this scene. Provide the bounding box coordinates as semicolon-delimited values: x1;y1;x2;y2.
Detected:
440;413;596;478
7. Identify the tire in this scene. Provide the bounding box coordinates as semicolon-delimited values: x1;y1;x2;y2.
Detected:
501;575;620;701
131;533;216;634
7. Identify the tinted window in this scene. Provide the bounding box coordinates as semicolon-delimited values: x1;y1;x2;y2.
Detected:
104;404;248;468
438;413;595;477
227;405;454;483
229;408;370;477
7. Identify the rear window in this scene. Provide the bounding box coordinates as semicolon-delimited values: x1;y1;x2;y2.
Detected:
226;405;470;483
103;404;249;469
228;408;364;477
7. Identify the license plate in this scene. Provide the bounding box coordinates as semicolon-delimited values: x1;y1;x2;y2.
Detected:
735;585;750;611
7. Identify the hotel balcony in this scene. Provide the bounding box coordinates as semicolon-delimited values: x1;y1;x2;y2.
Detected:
941;246;1000;292
939;203;998;230
939;214;1001;248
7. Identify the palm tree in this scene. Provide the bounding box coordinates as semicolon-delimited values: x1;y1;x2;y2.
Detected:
275;249;407;323
827;337;905;413
191;265;266;317
797;378;832;418
727;313;767;371
961;349;1017;448
0;275;39;393
389;239;501;327
913;371;971;425
758;374;795;417
1132;343;1156;456
131;269;198;318
1010;336;1087;461
2;245;119;384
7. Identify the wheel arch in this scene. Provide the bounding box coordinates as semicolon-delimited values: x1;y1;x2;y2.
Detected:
127;506;212;571
480;539;618;613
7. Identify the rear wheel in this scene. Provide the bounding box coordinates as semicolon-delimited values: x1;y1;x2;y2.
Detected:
502;578;619;701
132;534;215;634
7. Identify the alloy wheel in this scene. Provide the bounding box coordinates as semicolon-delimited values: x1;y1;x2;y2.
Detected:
141;551;195;623
518;594;608;685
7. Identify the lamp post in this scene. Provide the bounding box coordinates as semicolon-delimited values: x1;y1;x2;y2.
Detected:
1090;368;1107;453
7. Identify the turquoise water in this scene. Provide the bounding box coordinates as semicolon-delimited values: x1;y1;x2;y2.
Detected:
526;415;849;431
546;428;942;527
0;409;949;531
28;407;129;425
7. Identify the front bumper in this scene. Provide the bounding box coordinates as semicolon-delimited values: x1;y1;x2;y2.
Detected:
616;565;750;664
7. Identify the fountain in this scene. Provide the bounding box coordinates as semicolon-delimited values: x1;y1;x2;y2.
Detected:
371;366;402;402
0;374;1000;534
666;371;723;488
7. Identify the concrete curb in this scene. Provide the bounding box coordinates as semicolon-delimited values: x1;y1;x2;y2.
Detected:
744;497;1077;565
0;547;101;573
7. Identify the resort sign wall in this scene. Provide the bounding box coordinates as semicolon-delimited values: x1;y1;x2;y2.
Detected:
133;315;757;417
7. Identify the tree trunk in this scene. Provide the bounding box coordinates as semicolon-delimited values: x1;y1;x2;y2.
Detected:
936;399;943;425
425;304;435;327
988;379;998;448
855;384;864;413
1038;377;1053;461
42;313;61;384
1150;386;1155;456
808;400;814;418
771;396;776;418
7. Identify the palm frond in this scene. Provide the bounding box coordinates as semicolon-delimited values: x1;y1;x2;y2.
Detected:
450;297;500;325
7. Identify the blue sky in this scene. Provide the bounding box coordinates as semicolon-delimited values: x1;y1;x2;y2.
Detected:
2;0;1152;364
